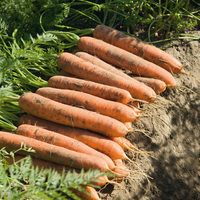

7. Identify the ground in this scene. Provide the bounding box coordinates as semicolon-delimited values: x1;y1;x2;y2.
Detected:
100;31;200;200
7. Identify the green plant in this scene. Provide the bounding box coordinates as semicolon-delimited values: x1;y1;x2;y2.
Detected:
1;0;199;42
0;85;22;131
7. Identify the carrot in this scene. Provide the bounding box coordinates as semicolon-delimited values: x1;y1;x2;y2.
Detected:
59;70;75;77
18;114;128;160
76;51;166;94
132;76;166;94
5;154;70;173
57;52;157;103
16;124;116;170
71;186;101;200
108;137;135;151
109;137;150;156
93;25;184;74
48;76;132;104
124;122;132;130
112;159;129;180
113;159;128;170
18;93;129;137
127;104;140;115
77;36;176;87
84;186;100;200
92;175;109;187
0;131;110;172
36;87;139;123
60;69;76;77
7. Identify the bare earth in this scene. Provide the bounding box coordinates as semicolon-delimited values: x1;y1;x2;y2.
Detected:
100;31;200;200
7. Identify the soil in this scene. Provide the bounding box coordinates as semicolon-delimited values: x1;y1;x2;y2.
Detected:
100;31;200;200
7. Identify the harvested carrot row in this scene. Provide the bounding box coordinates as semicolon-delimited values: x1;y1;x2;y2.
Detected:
76;51;166;94
0;131;110;172
36;87;139;123
48;76;132;104
18;114;128;160
57;52;157;103
16;124;116;170
93;25;184;74
18;93;129;137
77;36;176;87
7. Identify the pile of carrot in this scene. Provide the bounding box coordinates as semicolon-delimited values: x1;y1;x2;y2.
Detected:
1;25;184;200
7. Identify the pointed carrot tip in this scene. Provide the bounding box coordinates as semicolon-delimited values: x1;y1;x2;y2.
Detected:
180;68;185;74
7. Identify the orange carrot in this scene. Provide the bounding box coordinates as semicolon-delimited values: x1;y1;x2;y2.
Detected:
18;93;129;137
0;131;110;172
57;52;156;102
77;36;176;87
16;124;116;170
108;137;135;151
36;87;139;123
93;25;184;74
124;122;132;130
109;137;148;155
18;114;128;160
59;70;75;77
48;76;132;104
71;186;101;200
132;76;166;94
76;51;166;94
127;104;140;115
112;159;129;180
119;137;135;150
92;175;109;187
5;154;70;173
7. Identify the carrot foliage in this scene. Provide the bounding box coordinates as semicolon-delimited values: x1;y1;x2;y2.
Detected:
0;0;199;41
